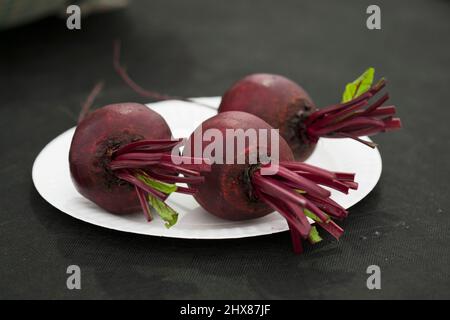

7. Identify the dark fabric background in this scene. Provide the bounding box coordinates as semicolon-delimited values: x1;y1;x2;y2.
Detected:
1;0;449;299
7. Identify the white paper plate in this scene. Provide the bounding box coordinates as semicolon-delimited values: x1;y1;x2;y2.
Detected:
32;97;382;239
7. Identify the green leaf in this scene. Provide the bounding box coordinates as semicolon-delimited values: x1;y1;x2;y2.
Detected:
304;208;329;223
137;174;177;195
308;226;323;244
136;173;179;227
342;67;375;102
148;195;179;228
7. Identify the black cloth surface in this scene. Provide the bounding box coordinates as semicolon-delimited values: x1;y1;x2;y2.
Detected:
1;0;449;299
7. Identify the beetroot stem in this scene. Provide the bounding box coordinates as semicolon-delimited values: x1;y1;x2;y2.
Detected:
288;225;304;254
252;174;307;207
280;161;335;180
276;166;331;198
115;152;165;161
146;171;205;184
78;81;104;124
257;191;310;237
113;40;216;110
298;173;352;194
312;99;369;129
156;162;201;176
251;163;355;251
116;171;167;200
305;78;401;146
135;186;153;221
110;138;211;209
114;139;182;156
353;105;396;118
312;117;386;136
109;160;160;170
113;40;175;101
335;133;378;148
317;220;344;240
174;186;198;195
305;91;373;125
362;93;389;115
334;172;355;180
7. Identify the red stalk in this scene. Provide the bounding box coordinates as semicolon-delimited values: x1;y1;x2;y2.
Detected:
305;90;375;125
257;191;311;237
298;173;352;194
107;138;211;220
114;139;182;156
113;40;215;110
250;163;355;253
303;194;347;219
135;186;153;221
312;99;369;129
362;93;389;115
288;225;304;254
276;166;331;198
146;171;205;184
305;79;401;147
113;40;176;101
334;132;378;148
252;174;307;207
311;117;386;137
317;220;344;240
175;186;198;195
115;171;167;200
340;180;358;189
156;162;201;176
334;172;355;180
161;154;212;167
280;161;335;180
78;81;104;123
295;192;331;223
109;160;160;170
353;105;396;118
115;152;165;161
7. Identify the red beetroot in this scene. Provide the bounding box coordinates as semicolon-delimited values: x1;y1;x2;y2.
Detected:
69;103;209;225
218;73;401;160
184;111;358;253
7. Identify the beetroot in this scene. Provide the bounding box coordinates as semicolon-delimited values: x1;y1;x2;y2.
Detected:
69;103;209;226
183;111;358;253
218;73;401;160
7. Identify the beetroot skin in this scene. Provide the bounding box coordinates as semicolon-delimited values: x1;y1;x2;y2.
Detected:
219;74;317;161
185;111;294;221
69;103;172;214
219;73;401;160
